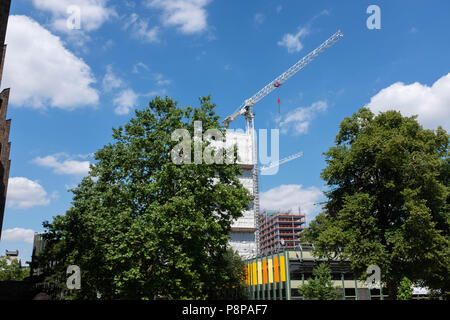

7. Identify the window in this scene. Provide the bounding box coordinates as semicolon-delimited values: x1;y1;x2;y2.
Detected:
344;288;356;298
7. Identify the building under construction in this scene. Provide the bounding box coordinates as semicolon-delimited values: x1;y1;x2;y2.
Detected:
226;130;258;258
258;209;306;255
223;31;343;258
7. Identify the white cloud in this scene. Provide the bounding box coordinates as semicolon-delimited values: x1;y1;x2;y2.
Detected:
254;13;265;25
32;154;91;176
7;177;50;210
102;39;115;50
132;63;171;86
142;89;168;98
365;73;450;130
132;62;150;74
124;13;159;43
112;88;167;115
113;89;140;115
74;153;95;159
260;184;324;221
1;228;35;244
146;0;211;34
32;0;115;32
3;15;99;110
102;62;168;115
102;65;123;92
278;27;309;53
154;73;171;86
278;100;327;135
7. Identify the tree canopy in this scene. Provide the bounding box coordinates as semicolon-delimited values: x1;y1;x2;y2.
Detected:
0;258;29;281
302;108;449;299
37;96;251;299
397;277;413;300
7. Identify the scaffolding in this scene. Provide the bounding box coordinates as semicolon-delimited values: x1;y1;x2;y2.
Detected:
257;209;306;255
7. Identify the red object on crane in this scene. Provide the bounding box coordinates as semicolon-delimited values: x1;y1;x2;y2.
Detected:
275;83;282;112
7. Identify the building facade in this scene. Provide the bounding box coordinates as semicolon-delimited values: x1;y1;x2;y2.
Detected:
0;0;11;238
258;210;306;255
225;130;257;258
244;244;387;300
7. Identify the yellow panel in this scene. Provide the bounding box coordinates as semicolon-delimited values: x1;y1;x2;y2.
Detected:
280;255;286;282
268;259;273;283
252;263;257;286
257;261;262;285
247;264;251;286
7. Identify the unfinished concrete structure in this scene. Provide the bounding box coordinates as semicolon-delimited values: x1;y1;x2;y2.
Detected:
225;130;258;258
0;0;11;239
258;209;306;255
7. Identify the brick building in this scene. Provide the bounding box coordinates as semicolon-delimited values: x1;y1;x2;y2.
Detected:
0;0;11;238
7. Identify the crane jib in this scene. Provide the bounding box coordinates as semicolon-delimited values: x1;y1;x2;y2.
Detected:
224;30;343;126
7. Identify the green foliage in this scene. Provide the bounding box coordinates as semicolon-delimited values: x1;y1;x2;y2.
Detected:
302;108;450;299
397;277;413;300
207;248;249;300
298;263;339;300
37;96;251;300
0;258;29;281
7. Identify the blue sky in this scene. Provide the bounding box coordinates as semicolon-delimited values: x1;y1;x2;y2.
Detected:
1;0;449;263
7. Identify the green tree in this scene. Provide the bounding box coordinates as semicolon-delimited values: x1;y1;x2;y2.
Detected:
0;258;29;281
207;248;249;300
37;96;251;300
298;263;339;300
302;108;449;299
397;277;413;300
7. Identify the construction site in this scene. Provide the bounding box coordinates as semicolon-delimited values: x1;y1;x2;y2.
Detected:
225;30;343;259
1;0;449;305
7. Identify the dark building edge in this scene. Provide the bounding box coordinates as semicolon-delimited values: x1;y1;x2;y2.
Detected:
0;0;12;239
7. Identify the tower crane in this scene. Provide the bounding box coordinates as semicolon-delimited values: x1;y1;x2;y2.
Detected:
223;30;343;130
226;30;343;257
